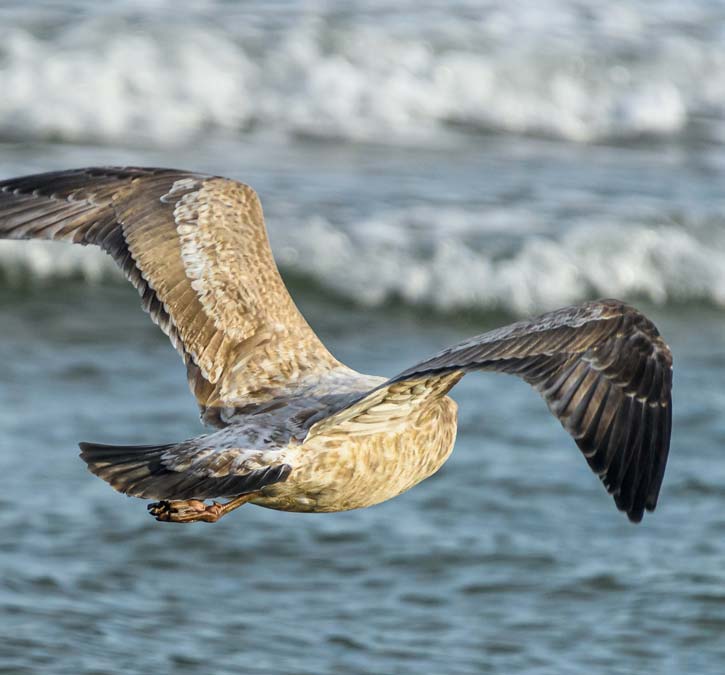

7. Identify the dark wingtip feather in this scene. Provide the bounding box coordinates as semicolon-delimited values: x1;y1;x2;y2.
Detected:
626;506;645;524
523;303;673;523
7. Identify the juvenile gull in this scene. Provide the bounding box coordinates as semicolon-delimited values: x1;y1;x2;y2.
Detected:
0;167;673;523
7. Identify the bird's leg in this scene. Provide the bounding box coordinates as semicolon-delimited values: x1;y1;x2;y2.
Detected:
147;491;262;524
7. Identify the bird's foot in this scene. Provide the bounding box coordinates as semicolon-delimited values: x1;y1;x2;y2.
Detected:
147;499;223;523
147;491;261;524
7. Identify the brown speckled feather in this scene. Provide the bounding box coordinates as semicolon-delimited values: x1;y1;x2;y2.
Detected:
0;167;342;412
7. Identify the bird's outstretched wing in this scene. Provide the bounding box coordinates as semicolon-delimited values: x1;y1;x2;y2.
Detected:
0;167;345;413
308;300;673;522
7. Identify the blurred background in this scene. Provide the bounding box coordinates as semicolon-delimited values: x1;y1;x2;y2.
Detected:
1;1;724;674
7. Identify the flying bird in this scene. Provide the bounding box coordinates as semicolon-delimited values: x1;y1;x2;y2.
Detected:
0;167;673;523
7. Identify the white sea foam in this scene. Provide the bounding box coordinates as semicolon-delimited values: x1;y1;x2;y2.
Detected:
2;212;723;315
0;240;118;283
276;212;725;313
0;1;723;146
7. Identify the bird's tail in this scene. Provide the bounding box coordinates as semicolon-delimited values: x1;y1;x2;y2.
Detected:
79;441;177;498
79;441;291;501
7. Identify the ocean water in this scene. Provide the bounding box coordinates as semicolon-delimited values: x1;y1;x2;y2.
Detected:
1;2;725;674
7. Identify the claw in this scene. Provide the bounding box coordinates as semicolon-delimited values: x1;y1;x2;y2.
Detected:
147;500;171;513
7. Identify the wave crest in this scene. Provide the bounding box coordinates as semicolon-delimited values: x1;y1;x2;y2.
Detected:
1;3;722;146
2;213;723;315
278;213;725;313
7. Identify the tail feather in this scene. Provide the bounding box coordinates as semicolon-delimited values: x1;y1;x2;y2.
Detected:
79;441;291;501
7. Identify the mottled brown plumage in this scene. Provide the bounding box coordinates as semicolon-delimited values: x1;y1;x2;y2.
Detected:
0;167;674;523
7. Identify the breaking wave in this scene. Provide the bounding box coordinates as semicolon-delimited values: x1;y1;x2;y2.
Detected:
1;0;724;147
1;211;723;316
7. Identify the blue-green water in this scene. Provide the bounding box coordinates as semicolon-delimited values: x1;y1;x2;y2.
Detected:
2;2;725;673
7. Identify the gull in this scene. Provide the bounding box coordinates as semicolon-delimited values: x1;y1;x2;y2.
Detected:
0;167;673;524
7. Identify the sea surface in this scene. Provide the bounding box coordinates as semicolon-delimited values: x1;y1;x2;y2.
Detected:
1;2;725;674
